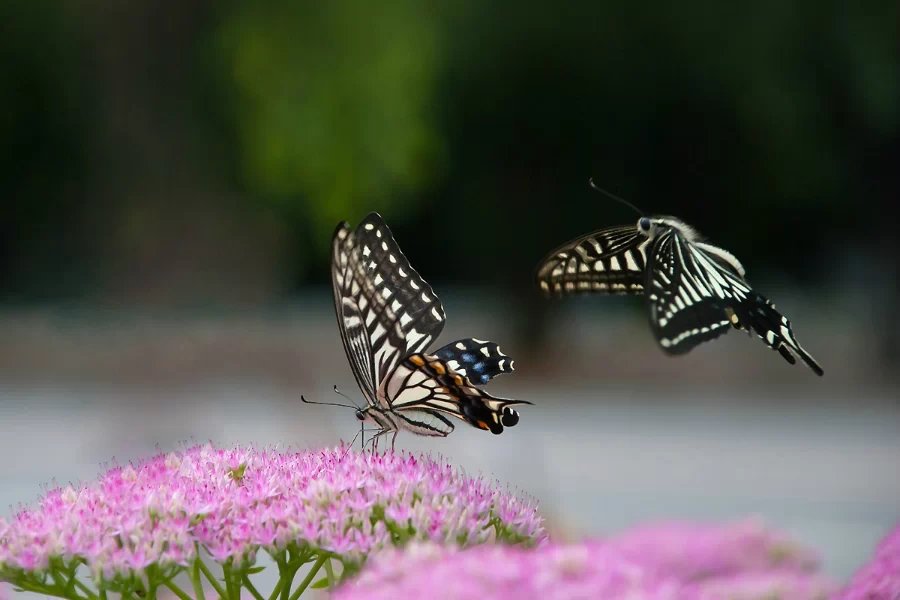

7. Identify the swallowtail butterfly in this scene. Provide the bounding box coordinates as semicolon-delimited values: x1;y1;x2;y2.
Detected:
536;202;823;375
329;212;530;448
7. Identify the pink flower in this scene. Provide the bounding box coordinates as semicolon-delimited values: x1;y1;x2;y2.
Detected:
0;445;544;591
838;523;900;600
335;521;830;600
334;541;681;600
603;519;820;581
681;571;836;599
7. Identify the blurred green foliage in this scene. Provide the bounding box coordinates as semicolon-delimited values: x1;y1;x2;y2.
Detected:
215;1;442;236
2;1;898;301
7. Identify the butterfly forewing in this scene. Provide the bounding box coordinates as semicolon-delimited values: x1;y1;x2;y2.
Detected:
645;230;737;354
331;223;379;404
536;226;649;296
350;213;446;387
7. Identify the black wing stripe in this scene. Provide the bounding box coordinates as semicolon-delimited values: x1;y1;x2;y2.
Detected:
394;409;455;436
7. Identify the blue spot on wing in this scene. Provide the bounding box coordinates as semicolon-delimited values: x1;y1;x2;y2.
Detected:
433;338;514;385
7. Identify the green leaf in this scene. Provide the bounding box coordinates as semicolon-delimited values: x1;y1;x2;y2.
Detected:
310;577;330;589
245;565;266;575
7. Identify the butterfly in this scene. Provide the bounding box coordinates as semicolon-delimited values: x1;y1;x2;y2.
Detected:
536;193;823;376
326;212;530;449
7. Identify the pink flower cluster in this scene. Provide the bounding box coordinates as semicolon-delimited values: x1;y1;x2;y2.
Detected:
0;445;544;581
336;521;836;600
838;523;900;600
605;519;819;581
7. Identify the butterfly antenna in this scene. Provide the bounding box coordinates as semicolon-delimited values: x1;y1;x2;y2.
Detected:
588;178;645;217
332;385;361;408
300;393;359;411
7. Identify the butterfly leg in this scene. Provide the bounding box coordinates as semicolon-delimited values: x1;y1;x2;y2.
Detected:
390;430;399;452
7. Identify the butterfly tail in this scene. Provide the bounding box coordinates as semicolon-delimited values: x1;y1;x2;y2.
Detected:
738;293;824;376
462;393;532;434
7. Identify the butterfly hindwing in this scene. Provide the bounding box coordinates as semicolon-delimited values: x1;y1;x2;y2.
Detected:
536;226;649;296
727;291;824;376
433;338;514;385
381;353;530;435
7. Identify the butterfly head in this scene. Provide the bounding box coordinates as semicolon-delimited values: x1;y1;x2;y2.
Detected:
355;408;366;421
638;217;653;235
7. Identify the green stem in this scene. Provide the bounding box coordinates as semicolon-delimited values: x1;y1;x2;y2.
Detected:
324;558;335;587
72;578;99;600
190;559;206;600
242;575;266;600
288;554;328;600
267;577;285;600
10;580;71;599
223;561;235;600
162;579;194;600
197;558;227;599
279;564;297;600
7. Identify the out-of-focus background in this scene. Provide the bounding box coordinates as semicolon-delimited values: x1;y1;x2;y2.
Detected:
2;0;898;582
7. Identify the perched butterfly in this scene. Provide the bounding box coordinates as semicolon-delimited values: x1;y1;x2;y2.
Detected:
321;212;530;449
536;185;823;375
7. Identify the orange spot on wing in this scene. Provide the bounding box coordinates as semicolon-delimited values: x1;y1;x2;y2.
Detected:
476;421;489;430
409;355;425;367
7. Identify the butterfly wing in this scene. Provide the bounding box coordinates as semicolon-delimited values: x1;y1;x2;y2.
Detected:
646;230;823;375
380;353;530;435
433;338;514;385
536;226;649;295
350;213;447;391
331;222;378;404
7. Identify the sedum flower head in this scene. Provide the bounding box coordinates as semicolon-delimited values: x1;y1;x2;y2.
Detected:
334;541;679;600
681;571;836;599
0;445;544;595
604;519;820;581
336;521;830;600
838;523;900;600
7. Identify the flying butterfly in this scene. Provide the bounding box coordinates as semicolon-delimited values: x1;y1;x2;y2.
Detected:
306;212;530;450
535;182;823;376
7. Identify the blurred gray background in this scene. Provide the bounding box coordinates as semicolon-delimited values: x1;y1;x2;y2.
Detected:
2;0;899;584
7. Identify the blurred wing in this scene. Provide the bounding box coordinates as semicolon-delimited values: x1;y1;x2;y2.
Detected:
433;338;514;385
331;222;378;405
381;354;531;435
646;230;823;375
536;226;649;295
350;213;446;387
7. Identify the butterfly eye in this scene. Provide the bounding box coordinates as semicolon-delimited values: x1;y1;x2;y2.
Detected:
638;217;652;233
355;409;366;421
